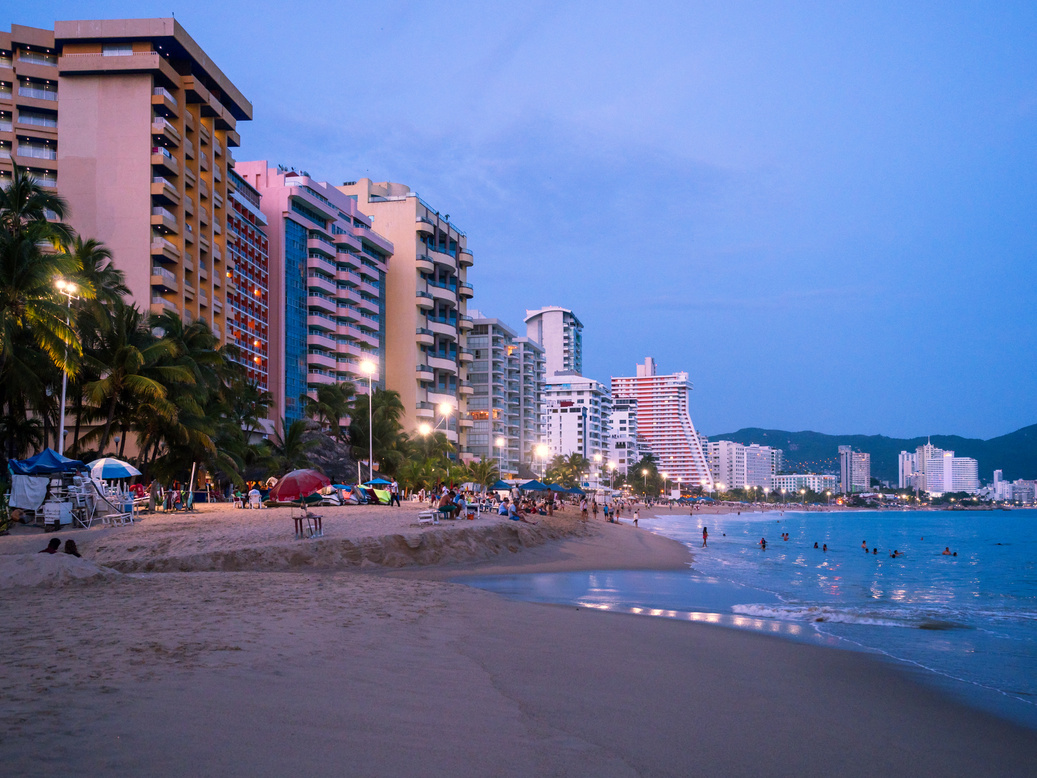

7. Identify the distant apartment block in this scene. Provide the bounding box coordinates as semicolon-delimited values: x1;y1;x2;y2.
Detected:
607;396;645;475
545;373;611;483
47;18;252;341
467;311;545;476
0;25;60;188
707;440;746;490
611;358;713;490
225;167;269;393
525;306;583;377
899;442;979;494
771;473;839;496
237;163;392;424
838;445;871;493
337;180;473;449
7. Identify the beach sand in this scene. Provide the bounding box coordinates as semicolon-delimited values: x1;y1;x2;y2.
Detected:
0;502;1034;776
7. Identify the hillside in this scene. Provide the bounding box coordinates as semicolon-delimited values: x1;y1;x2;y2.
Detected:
705;424;1037;484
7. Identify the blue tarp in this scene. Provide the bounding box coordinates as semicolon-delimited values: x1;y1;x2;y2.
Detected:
10;448;85;475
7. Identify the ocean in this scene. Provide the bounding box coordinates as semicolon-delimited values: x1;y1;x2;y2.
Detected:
461;508;1037;729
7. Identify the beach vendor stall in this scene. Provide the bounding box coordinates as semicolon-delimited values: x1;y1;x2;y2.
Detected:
8;448;87;529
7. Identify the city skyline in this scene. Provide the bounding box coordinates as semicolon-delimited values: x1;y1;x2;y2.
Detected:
11;2;1037;439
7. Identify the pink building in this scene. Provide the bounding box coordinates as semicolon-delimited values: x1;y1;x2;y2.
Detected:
234;162;393;424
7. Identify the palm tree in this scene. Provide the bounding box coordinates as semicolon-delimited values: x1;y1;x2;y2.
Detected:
349;388;408;476
266;417;319;473
409;428;455;461
304;381;354;441
466;459;500;491
396;457;446;496
0;161;71;242
80;305;190;453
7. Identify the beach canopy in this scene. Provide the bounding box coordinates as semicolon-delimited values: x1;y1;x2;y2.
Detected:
270;469;331;502
364;478;393;486
89;457;141;480
548;483;569;492
567;486;586;495
10;448;85;475
489;480;512;491
519;479;550;491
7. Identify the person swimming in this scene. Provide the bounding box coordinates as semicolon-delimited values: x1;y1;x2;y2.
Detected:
822;543;828;552
872;548;878;555
813;542;819;549
862;541;867;549
891;550;903;558
760;537;767;549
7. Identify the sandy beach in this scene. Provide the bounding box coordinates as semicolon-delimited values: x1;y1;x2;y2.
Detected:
1;502;1034;777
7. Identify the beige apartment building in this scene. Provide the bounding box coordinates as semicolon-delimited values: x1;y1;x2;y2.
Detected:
0;25;60;188
1;19;253;338
337;180;474;451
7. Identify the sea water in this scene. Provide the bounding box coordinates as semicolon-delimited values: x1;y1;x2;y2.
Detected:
461;508;1037;729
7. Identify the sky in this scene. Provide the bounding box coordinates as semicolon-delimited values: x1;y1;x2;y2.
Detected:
22;1;1037;439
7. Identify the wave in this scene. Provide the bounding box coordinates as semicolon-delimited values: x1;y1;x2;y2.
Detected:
731;603;952;628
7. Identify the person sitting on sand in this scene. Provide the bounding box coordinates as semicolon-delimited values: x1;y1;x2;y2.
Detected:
507;500;538;525
64;539;81;558
498;498;510;516
942;547;952;556
39;538;60;554
438;490;460;519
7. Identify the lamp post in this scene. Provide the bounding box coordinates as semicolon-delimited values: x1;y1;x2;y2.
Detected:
642;468;648;496
535;443;549;481
800;488;806;504
359;360;376;481
54;278;78;455
661;471;668;497
495;436;506;476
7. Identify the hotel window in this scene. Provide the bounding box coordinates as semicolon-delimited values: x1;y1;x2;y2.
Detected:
103;44;134;57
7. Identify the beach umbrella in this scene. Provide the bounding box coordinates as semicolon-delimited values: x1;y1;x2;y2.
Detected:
269;469;331;502
548;483;569;492
490;480;512;491
520;479;550;491
89;457;141;480
364;478;393;486
10;448;85;475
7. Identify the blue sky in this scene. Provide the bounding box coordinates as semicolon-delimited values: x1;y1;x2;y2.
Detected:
23;1;1037;439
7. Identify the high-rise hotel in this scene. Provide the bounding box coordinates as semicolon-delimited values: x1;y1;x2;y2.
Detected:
237;164;393;424
611;358;714;490
337;180;474;450
2;18;254;343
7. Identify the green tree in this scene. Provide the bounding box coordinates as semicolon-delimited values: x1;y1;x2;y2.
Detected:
304;381;354;441
349;389;408;476
266;417;319;473
466;458;500;490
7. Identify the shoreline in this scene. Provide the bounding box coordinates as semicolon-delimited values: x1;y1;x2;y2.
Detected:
1;503;1034;775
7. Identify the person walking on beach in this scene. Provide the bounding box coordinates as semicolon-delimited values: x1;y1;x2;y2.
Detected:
389;479;401;507
633;510;639;527
592;500;599;521
702;527;708;547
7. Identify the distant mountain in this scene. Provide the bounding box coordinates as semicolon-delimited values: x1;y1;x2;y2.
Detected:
705;425;1037;484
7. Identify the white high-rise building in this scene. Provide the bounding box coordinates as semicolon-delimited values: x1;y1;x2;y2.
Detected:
524;306;583;377
611;358;713;489
745;444;783;488
901;441;979;494
898;451;917;489
707;440;746;490
607;396;643;475
544;372;611;484
839;445;871;494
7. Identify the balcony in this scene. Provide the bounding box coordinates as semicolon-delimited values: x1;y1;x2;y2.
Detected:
151;117;181;145
415;254;434;274
429;248;456;270
428;284;457;304
308;332;337;350
427;319;457;339
458;282;474;298
458;385;474;396
458;349;474;363
459;248;474;267
428;355;458;373
416;328;434;346
150;265;178;292
151;176;180;205
415;402;435;418
307;314;336;332
458;418;474;428
416;216;435;235
308;352;338;370
151;148;179;176
150;296;178;316
308;294;337;315
150;206;178;234
151;87;179;116
458;315;474;331
307;371;336;386
150;237;180;262
416;364;434;377
415;291;434;310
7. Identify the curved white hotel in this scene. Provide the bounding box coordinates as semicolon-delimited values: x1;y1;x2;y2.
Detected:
611;357;714;490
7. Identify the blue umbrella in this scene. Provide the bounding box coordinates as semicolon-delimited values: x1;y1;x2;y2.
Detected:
364;478;393;486
89;457;141;480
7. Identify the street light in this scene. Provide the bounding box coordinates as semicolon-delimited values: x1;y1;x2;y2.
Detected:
535;443;549;480
661;471;669;496
642;468;648;492
359;360;376;482
54;278;77;455
495;436;506;475
607;461;616;492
